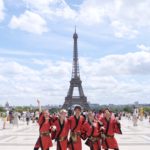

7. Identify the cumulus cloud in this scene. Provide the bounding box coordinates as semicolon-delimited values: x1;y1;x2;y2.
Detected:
111;20;138;38
0;48;46;56
0;57;72;105
0;0;4;22
137;44;150;52
23;0;76;20
7;0;150;37
9;10;48;34
80;50;150;76
77;0;106;25
20;0;150;38
1;48;150;105
77;0;150;38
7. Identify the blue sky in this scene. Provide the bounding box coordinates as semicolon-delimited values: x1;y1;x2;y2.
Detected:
0;0;150;106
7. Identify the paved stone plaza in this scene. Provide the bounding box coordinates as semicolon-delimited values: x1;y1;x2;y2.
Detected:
0;117;150;150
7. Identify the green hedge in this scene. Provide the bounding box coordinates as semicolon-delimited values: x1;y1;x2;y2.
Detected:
0;107;5;112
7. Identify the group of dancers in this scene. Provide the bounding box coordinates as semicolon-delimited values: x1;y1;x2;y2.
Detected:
34;101;122;150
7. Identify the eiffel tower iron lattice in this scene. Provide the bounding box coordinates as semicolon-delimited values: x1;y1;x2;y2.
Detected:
62;28;90;109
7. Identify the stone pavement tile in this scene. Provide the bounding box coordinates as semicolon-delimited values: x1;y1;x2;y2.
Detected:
120;145;150;150
0;118;150;150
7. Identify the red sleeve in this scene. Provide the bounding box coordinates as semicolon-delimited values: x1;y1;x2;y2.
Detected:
51;115;58;123
81;122;89;140
113;119;122;134
68;116;73;129
38;112;44;126
51;119;58;140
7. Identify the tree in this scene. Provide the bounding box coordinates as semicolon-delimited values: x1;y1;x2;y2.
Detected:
0;107;5;112
123;106;132;113
143;107;150;113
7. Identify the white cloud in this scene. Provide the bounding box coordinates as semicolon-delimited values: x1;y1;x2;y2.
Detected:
7;0;150;37
1;47;150;105
23;0;76;20
111;20;138;38
77;0;150;38
0;48;46;56
77;0;106;25
0;0;4;22
9;10;48;34
108;0;150;38
80;50;150;76
137;44;150;52
0;57;72;106
78;0;150;38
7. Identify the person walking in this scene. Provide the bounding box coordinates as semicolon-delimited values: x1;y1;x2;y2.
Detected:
13;111;19;127
2;112;7;129
26;110;31;125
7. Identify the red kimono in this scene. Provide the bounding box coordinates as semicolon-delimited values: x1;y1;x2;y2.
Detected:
100;116;122;149
82;120;102;150
52;118;70;150
80;120;89;140
34;113;53;150
68;115;85;150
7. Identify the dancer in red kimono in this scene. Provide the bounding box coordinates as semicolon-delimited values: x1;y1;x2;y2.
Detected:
34;100;53;150
82;111;103;150
96;109;104;121
68;105;86;150
99;108;122;150
51;109;70;150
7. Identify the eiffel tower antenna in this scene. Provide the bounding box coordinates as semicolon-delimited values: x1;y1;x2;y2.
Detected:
72;26;79;79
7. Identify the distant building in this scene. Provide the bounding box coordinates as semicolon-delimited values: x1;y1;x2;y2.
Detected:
134;101;139;107
89;103;100;109
5;102;12;110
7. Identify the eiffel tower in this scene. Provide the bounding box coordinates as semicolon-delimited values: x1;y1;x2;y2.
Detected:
62;28;90;109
